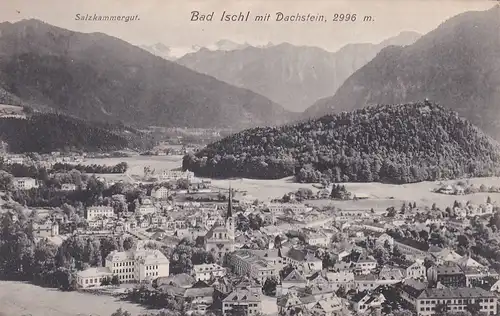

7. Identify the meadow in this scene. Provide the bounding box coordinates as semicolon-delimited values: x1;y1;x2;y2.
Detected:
82;155;500;210
0;281;148;316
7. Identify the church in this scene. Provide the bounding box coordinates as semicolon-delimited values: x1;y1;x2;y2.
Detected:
204;188;235;263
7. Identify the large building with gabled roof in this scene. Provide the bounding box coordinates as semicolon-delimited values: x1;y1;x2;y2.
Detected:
204;187;235;263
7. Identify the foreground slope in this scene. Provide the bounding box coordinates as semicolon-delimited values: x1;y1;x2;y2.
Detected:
304;6;500;138
183;102;500;184
177;32;420;112
0;19;291;129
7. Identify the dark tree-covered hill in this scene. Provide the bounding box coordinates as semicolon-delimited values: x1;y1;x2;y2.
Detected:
183;102;500;184
0;113;128;153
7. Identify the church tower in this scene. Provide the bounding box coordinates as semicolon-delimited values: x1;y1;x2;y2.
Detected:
225;186;235;239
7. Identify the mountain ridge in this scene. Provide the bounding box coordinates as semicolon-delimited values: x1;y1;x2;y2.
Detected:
0;19;292;129
303;6;500;139
177;31;421;112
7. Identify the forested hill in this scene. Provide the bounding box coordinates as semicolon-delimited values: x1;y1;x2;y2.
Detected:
0;112;129;153
183;102;500;184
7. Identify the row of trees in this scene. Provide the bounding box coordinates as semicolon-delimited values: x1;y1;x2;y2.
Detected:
52;162;128;174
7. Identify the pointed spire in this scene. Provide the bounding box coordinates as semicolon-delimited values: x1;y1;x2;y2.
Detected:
226;185;233;219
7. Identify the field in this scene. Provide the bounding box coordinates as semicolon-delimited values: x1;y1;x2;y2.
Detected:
82;155;184;176
212;176;500;210
80;156;500;209
0;281;148;316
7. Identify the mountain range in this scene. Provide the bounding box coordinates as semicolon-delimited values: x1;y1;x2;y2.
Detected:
304;6;500;139
176;31;421;112
0;19;292;129
139;40;272;60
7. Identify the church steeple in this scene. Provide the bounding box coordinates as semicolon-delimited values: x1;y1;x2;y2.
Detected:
226;185;233;219
225;185;235;239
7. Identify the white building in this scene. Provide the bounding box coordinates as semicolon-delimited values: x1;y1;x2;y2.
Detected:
61;183;77;191
326;271;355;291
137;203;157;215
222;287;262;316
228;250;278;284
5;155;25;165
151;186;169;200
266;203;311;213
76;267;113;288
86;206;115;221
105;249;170;284
405;260;427;280
13;177;39;190
414;288;497;316
193;263;227;281
304;231;329;247
158;170;194;181
354;255;377;275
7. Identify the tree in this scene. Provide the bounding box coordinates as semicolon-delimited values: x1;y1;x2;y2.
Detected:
373;247;390;266
465;301;481;316
111;308;131;316
0;171;14;191
262;276;278;296
101;276;111;286
335;285;347;298
248;214;264;230
435;303;447;315
111;274;120;285
177;178;189;190
227;305;247;316
123;236;136;251
392;246;403;258
279;264;295;280
386;207;397;217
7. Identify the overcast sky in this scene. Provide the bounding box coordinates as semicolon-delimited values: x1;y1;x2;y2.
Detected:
0;0;495;52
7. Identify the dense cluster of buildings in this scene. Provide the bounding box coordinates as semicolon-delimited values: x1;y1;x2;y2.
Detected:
10;153;500;316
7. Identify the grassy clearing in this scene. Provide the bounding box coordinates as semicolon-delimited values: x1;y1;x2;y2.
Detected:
80;155;500;209
0;281;148;316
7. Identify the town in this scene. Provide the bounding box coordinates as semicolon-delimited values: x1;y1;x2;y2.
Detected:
1;151;500;316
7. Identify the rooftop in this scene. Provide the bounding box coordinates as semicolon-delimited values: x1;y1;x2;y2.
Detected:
223;288;261;303
77;267;112;278
418;287;496;299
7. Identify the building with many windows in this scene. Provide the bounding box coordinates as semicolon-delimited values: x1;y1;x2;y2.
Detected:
105;249;170;283
414;288;497;316
151;186;169;200
227;249;278;284
13;177;39;190
86;206;115;221
222;286;262;315
193;263;227;281
76;248;170;288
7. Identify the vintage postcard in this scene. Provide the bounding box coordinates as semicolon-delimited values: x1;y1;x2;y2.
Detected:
0;0;499;316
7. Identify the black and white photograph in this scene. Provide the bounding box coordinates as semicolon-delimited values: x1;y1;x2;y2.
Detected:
0;0;499;315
